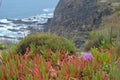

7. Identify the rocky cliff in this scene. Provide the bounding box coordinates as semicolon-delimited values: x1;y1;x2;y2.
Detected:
50;0;112;49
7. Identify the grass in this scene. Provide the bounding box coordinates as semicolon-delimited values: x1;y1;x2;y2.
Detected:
83;11;120;51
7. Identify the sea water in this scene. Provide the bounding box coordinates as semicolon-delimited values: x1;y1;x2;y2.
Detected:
0;0;59;18
0;0;59;43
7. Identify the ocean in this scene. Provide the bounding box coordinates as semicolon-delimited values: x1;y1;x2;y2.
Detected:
0;0;59;18
0;0;59;43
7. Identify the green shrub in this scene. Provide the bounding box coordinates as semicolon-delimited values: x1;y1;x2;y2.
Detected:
83;12;120;51
84;27;120;51
15;33;76;54
0;43;5;49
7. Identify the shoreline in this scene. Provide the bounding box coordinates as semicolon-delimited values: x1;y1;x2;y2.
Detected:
0;13;53;43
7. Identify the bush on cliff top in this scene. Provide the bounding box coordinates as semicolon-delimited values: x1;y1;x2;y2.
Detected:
83;13;120;51
15;33;76;54
84;26;120;51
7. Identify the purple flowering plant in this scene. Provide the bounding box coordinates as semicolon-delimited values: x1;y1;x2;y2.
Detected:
83;53;93;61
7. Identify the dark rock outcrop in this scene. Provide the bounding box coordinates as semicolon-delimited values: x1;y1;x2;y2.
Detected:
43;18;52;32
50;0;112;49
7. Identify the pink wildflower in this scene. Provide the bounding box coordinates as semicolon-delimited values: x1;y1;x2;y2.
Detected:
83;53;93;61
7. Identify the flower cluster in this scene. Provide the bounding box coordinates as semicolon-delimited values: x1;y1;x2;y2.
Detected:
82;53;93;61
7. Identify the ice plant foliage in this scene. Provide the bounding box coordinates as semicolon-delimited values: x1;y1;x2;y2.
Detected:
0;46;120;80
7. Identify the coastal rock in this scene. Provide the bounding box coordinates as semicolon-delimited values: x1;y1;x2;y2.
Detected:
0;26;4;27
0;17;46;42
50;0;112;49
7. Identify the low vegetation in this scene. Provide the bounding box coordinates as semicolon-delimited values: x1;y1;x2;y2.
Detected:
84;12;120;51
84;26;120;51
0;43;5;50
0;45;120;79
14;33;76;55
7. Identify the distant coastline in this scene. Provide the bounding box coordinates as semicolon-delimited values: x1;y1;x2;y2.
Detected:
0;0;59;43
0;12;53;43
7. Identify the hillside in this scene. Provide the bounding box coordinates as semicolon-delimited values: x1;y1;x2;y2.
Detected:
50;0;117;50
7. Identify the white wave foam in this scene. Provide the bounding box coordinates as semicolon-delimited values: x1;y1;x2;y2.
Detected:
0;19;12;23
0;12;53;43
43;8;54;12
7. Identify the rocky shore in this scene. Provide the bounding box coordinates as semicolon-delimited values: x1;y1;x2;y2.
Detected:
0;13;53;43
